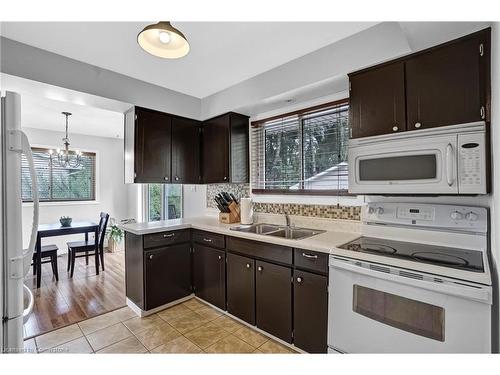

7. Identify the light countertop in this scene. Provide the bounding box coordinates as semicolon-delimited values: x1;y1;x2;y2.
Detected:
121;216;361;255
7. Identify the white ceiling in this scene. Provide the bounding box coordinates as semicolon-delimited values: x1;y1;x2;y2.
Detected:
21;94;124;139
0;22;378;98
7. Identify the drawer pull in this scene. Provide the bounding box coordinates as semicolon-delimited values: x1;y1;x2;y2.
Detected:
302;252;318;259
297;277;303;284
163;233;175;238
203;238;213;243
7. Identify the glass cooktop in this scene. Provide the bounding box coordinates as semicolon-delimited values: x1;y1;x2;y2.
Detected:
339;236;484;272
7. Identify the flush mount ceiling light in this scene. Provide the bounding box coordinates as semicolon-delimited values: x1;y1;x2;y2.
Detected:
137;21;190;59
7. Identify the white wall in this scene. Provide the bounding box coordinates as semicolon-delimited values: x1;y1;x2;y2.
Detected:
21;127;127;253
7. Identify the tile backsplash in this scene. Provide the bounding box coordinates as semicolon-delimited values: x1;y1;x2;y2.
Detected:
206;184;250;208
206;184;361;221
253;202;361;221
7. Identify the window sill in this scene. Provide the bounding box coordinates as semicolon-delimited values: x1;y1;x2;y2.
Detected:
22;200;101;207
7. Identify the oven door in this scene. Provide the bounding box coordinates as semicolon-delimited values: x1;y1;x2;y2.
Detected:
328;257;492;353
348;134;458;194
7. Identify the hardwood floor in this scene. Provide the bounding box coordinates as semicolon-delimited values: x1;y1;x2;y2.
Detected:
23;251;126;339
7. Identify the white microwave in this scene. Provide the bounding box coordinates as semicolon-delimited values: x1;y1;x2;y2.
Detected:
348;122;487;195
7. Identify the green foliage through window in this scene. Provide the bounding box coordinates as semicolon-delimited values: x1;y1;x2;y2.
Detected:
252;102;349;192
148;184;183;221
21;147;96;202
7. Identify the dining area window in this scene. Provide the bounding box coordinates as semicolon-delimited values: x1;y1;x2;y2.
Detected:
21;147;96;202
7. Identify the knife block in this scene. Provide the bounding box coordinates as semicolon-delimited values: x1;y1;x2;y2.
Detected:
219;202;240;224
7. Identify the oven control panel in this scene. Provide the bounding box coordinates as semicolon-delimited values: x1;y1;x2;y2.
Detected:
364;203;487;233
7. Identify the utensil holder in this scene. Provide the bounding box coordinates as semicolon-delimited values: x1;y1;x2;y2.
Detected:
219;202;240;224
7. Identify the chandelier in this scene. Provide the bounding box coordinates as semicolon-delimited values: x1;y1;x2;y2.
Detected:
49;112;82;168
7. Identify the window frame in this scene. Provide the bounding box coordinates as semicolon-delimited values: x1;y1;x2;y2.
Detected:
22;146;97;203
145;184;183;222
251;98;353;196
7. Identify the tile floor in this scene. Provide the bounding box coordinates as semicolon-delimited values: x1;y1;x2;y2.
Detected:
24;297;298;354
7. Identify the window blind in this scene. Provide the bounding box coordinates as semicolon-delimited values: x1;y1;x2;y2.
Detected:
251;101;349;194
21;147;96;202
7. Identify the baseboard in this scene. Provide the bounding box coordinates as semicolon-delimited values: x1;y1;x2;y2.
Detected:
126;294;195;317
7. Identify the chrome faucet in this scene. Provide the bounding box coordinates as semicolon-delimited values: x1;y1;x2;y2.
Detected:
285;212;291;227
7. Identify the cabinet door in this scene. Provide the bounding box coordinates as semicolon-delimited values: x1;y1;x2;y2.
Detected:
256;260;292;343
229;113;249;183
226;253;255;325
405;32;488;130
171;116;201;184
349;62;406;138
202;115;229;183
134;107;172;183
293;269;328;353
144;243;191;310
193;244;226;310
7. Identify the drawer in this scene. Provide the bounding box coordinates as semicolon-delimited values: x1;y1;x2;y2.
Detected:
294;249;328;274
226;236;292;265
143;229;191;249
192;230;225;249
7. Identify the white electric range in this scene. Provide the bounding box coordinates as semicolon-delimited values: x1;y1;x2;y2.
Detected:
328;202;493;353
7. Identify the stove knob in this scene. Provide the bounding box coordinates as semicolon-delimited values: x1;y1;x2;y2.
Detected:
465;212;479;221
376;207;384;215
450;211;463;220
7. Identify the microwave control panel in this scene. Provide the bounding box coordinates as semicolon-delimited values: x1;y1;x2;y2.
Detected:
458;132;486;194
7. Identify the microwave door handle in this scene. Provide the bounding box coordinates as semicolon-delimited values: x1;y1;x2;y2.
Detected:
446;143;455;187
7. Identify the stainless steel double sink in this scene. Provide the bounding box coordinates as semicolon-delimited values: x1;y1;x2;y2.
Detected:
230;223;325;240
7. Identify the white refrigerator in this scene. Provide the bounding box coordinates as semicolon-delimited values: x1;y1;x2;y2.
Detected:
1;91;39;352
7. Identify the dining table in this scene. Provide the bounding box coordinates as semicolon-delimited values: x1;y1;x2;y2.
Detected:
35;221;99;288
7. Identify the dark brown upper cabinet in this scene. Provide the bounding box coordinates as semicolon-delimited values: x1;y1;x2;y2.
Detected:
405;31;489;131
171;116;201;184
349;61;406;138
133;107;172;183
202;112;249;184
348;28;490;139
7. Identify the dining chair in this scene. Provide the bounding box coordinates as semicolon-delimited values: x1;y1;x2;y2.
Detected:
32;244;59;281
67;212;109;277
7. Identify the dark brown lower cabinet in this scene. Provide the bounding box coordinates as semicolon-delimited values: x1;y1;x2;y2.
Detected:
256;260;293;343
293;269;328;353
226;252;255;325
193;244;226;310
144;243;192;310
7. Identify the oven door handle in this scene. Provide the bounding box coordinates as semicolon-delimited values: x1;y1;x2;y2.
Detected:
330;258;492;304
445;143;455;187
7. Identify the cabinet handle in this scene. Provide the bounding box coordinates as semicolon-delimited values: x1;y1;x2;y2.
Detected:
297;277;303;284
246;263;251;269
203;238;212;243
257;266;263;272
302;252;318;259
164;176;169;181
218;255;222;260
149;254;154;260
223;176;227;180
163;233;175;238
175;176;179;181
480;106;485;119
392;126;398;132
414;122;422;129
